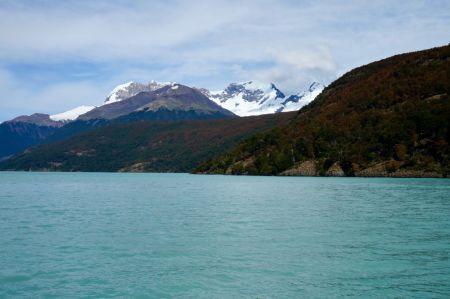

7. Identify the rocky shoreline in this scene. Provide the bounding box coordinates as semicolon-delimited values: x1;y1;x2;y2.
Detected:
278;160;447;178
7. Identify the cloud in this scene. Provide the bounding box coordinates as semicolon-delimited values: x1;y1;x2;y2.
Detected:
268;47;336;73
0;0;249;62
1;0;445;65
0;67;109;118
0;0;449;121
255;47;338;93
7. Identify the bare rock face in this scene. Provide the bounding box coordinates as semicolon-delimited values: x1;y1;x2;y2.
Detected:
388;170;443;178
325;162;345;177
354;160;402;177
355;162;389;177
280;160;318;176
355;161;444;178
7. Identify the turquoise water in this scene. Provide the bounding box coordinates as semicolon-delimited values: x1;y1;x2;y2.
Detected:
0;173;449;298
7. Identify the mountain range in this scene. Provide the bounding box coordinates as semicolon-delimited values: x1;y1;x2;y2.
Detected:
1;44;449;177
0;81;322;159
101;80;324;117
201;81;324;116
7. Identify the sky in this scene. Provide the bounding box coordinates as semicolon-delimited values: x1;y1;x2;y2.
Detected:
0;0;449;122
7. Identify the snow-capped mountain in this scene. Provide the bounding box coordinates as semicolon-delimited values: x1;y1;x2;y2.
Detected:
27;80;174;124
103;80;324;117
3;79;323;125
104;80;174;105
281;82;325;113
50;105;96;122
201;81;325;116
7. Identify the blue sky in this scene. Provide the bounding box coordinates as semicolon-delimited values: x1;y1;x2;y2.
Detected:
0;0;449;122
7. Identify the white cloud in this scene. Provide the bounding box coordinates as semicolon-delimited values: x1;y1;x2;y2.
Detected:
268;47;337;73
260;47;337;93
0;67;109;118
0;0;449;120
0;0;249;62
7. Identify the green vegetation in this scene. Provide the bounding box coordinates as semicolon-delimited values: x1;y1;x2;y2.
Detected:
195;44;450;177
0;113;295;172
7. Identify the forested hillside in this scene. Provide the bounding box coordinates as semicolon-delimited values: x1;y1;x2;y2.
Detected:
195;44;450;177
0;113;295;172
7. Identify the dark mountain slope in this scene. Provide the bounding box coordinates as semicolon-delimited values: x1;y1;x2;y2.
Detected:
195;44;450;177
0;114;63;160
44;108;234;146
0;112;295;172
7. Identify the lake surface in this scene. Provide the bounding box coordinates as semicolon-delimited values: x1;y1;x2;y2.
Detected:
0;172;449;298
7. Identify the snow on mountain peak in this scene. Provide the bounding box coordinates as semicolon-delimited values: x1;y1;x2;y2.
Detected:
280;82;325;112
50;105;96;122
104;80;174;105
48;80;324;123
202;81;322;116
103;80;324;117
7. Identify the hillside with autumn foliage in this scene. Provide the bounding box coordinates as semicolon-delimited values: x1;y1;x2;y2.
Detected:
195;44;450;177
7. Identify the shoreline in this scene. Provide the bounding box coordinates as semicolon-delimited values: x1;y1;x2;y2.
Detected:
3;170;446;179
